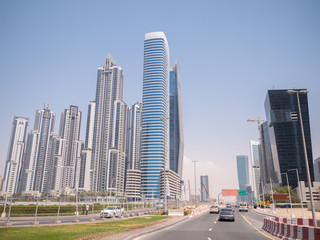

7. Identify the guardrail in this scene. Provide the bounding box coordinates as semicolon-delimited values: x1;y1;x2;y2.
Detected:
262;217;320;240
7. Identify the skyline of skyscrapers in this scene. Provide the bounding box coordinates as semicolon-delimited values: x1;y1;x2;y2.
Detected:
1;32;184;199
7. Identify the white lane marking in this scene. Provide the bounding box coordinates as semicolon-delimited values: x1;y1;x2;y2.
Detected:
209;228;212;231
207;238;212;240
214;221;217;224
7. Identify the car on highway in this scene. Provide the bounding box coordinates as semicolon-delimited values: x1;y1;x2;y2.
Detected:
100;206;123;218
209;205;220;214
226;203;232;208
239;202;248;212
219;208;235;221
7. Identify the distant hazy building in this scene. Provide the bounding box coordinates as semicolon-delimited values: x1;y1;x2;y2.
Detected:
314;157;320;182
33;105;56;193
58;105;82;190
141;32;170;199
263;89;314;189
200;175;209;202
169;62;184;177
91;55;125;193
79;101;95;191
237;155;249;190
0;175;3;192
250;140;261;199
2;117;28;194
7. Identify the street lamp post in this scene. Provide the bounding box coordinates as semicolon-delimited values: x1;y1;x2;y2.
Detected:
281;172;294;218
287;89;316;227
288;169;304;218
270;178;276;214
193;160;197;208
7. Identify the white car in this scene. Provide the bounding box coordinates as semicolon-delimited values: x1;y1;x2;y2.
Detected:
239;203;248;212
100;206;124;218
209;205;220;214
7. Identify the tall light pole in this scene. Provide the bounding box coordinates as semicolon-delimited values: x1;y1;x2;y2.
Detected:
287;89;316;227
193;160;197;208
288;169;304;217
281;172;294;218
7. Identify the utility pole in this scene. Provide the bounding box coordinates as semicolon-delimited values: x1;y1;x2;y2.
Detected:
193;160;197;208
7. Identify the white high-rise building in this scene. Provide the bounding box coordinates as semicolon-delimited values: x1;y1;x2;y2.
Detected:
250;140;261;199
79;101;95;191
2;117;28;194
141;32;170;199
91;55;125;192
126;102;142;170
33;105;56;193
20;130;40;192
59;105;82;190
108;100;127;194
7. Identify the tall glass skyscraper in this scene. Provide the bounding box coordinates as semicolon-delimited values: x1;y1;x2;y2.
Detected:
141;32;169;199
169;62;184;177
263;89;314;189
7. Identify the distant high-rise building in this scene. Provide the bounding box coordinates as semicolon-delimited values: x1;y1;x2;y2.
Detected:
236;155;249;190
200;175;209;202
58;105;82;190
126;102;142;170
33;105;56;193
314;158;320;182
2;117;28;194
91;55;124;192
79;101;95;191
169;62;184;177
141;32;170;199
250;140;261;199
263;89;314;189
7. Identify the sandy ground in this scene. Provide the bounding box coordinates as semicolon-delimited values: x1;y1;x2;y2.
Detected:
255;207;320;219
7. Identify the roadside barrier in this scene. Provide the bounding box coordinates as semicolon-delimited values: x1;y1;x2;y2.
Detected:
263;217;320;240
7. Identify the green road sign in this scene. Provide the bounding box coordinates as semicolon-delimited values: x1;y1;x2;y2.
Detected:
238;189;247;196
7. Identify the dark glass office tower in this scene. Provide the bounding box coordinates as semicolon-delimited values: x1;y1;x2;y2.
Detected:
264;89;314;189
169;62;184;177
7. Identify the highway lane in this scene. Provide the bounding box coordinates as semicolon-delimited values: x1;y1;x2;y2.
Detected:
136;209;278;240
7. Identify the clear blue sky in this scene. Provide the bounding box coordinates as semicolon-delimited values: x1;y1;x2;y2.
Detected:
1;0;319;197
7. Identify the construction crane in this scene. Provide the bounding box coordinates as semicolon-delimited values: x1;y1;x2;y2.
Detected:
201;182;215;205
247;117;265;132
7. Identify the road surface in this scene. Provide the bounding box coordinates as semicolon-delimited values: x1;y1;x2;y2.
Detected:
136;209;277;240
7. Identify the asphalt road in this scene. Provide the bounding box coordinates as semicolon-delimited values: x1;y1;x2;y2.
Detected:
136;209;278;240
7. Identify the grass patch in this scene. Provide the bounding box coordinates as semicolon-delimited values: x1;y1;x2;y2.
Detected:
0;215;169;240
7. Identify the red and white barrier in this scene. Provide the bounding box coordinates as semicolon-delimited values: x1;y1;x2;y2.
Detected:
263;217;320;240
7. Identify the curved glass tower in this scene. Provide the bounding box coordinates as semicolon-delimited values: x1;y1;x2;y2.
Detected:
141;32;169;199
